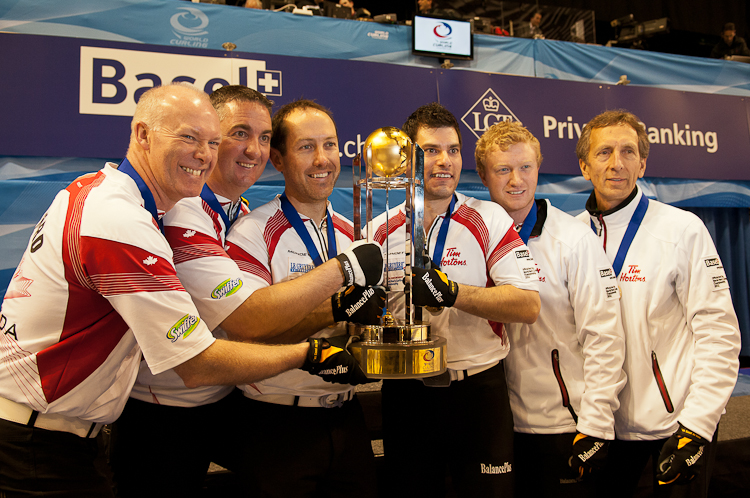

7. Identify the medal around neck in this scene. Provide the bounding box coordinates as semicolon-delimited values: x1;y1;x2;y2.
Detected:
349;127;447;379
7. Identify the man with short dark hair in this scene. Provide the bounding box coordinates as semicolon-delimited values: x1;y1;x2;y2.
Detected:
710;22;750;59
576;109;741;498
476;120;626;497
226;99;382;498
376;102;540;497
0;84;376;496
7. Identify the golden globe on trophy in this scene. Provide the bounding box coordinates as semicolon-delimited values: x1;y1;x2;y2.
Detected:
347;127;447;379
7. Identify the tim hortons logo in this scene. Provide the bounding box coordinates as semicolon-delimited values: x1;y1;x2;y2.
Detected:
461;89;520;140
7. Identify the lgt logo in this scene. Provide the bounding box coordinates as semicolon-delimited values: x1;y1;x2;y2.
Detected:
461;89;520;140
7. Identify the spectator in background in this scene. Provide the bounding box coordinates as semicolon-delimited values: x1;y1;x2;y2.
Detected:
417;0;460;19
710;23;750;59
244;0;262;8
517;11;544;39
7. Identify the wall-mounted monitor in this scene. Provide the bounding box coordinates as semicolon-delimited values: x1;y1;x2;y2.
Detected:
412;14;473;61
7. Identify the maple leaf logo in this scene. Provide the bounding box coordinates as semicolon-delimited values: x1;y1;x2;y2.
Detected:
6;264;33;299
183;230;196;238
143;256;158;266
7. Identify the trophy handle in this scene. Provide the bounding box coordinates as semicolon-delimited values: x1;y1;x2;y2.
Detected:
353;154;362;241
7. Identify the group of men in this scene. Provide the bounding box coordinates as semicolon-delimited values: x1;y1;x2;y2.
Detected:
0;81;741;498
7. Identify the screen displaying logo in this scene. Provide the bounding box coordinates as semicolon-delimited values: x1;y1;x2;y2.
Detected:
433;22;452;38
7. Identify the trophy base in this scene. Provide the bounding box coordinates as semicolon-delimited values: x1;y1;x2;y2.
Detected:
349;323;447;379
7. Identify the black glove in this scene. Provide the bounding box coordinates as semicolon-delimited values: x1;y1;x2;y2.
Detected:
332;285;386;325
301;336;371;385
411;267;458;308
335;240;384;287
568;433;609;478
656;424;706;485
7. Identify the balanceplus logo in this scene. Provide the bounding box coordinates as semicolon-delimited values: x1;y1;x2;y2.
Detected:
461;89;520;140
480;462;512;474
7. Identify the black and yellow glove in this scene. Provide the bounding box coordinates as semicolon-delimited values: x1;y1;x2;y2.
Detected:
411;267;458;308
331;285;386;325
568;432;609;478
301;336;371;385
656;424;706;485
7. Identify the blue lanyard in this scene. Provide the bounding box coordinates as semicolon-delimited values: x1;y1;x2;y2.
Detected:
431;195;456;269
279;193;337;267
517;201;538;244
590;194;649;276
200;183;239;232
118;158;163;234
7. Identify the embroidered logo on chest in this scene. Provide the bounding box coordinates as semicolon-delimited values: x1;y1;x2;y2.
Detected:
619;264;646;283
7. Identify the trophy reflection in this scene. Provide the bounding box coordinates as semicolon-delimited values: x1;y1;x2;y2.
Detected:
348;127;447;379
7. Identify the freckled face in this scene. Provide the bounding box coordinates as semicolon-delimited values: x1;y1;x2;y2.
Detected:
480;142;539;223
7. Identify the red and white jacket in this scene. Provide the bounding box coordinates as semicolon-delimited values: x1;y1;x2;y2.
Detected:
0;164;215;423
225;196;355;398
373;192;539;371
130;190;254;407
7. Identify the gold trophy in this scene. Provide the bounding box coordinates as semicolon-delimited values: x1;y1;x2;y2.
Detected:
348;127;447;379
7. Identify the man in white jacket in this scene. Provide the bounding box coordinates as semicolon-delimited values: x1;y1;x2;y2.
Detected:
476;121;626;497
575;109;741;497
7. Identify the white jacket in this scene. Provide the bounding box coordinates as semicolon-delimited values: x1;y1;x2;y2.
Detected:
577;187;740;441
506;200;626;440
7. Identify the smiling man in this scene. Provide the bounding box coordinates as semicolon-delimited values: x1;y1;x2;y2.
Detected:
576;109;741;498
110;87;385;497
224;99;383;498
374;103;540;497
0;84;376;497
476;121;625;497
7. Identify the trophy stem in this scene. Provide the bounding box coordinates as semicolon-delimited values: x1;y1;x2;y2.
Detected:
385;184;391;313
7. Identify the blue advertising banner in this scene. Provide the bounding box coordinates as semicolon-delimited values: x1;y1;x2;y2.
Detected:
1;32;749;180
3;0;750;97
437;70;750;179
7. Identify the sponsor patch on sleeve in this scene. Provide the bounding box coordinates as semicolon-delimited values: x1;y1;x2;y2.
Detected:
514;248;538;281
598;267;620;301
702;255;729;291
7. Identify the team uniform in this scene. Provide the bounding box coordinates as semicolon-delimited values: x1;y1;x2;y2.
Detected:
0;163;216;496
576;186;741;497
505;199;626;497
374;192;538;497
225;195;377;498
110;187;254;496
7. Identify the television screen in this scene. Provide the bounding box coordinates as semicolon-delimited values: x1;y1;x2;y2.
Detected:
412;14;473;61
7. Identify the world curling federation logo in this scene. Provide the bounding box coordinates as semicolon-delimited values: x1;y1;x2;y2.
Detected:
461;89;520;140
170;7;209;47
433;22;452;38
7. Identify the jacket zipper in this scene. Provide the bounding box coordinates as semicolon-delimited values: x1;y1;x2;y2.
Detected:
651;351;675;413
551;349;578;423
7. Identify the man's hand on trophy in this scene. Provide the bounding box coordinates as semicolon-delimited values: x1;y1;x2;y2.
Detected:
335;240;384;287
301;336;374;385
411;267;459;308
332;285;386;325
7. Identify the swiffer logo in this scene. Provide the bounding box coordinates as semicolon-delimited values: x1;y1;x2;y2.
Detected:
433;22;452;38
171;7;209;37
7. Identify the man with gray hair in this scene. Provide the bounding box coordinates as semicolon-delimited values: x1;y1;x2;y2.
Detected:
575;109;740;497
0;83;378;496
